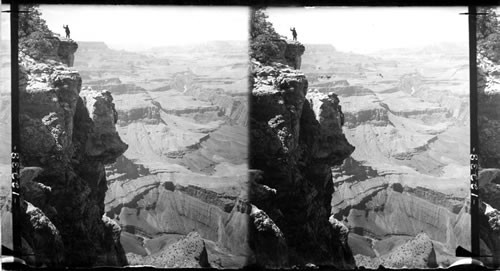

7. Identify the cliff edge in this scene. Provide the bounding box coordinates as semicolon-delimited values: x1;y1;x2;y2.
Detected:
271;39;305;69
19;35;128;266
249;37;355;268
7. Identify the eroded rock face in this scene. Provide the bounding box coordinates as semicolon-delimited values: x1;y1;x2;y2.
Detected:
355;233;438;269
19;38;127;266
250;46;355;268
305;91;351;163
20;201;65;266
105;171;252;267
249;204;288;267
79;88;128;163
479;169;500;267
57;38;78;67
478;30;500;168
479;169;500;210
479;200;500;268
23;36;78;67
126;232;210;268
270;39;305;69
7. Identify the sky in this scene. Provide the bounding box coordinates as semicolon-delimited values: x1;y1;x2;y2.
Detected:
1;5;10;42
39;5;249;51
1;5;498;54
267;7;469;54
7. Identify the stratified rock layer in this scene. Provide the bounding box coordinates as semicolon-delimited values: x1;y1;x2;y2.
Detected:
19;37;128;267
249;41;355;268
105;170;251;268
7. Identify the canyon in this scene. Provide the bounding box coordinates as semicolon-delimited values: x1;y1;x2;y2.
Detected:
0;9;480;268
73;41;252;268
301;43;470;267
79;37;357;268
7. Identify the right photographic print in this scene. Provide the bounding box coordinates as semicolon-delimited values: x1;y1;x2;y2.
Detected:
249;7;470;269
477;5;500;269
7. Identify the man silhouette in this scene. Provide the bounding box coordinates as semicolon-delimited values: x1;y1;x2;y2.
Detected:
63;25;70;39
290;27;297;41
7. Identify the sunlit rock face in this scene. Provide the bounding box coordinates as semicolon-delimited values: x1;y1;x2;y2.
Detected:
18;36;128;267
249;41;355;268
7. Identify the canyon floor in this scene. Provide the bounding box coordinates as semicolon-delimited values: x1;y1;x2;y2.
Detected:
302;43;470;267
74;41;250;268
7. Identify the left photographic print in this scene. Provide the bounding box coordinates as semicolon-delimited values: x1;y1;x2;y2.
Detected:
11;5;249;267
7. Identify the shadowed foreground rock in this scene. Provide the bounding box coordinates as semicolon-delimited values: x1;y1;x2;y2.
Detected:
19;36;128;266
479;169;500;267
249;39;355;268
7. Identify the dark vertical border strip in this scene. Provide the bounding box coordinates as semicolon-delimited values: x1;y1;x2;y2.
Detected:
10;0;21;257
469;5;479;258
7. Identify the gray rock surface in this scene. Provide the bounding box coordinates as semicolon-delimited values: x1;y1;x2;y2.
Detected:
355;233;437;269
126;232;210;268
250;43;355;268
18;35;128;267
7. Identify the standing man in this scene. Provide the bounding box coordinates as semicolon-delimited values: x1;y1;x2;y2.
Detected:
63;25;70;39
290;27;297;41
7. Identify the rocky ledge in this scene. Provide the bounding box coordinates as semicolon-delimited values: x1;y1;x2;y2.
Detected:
249;40;355;268
270;39;305;69
18;37;128;267
19;36;78;67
